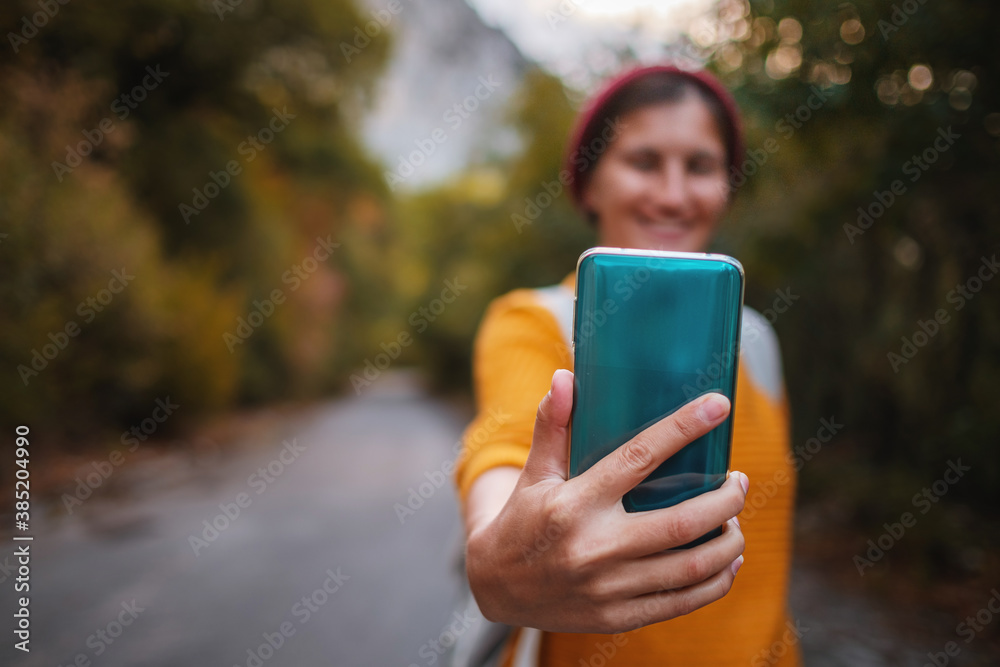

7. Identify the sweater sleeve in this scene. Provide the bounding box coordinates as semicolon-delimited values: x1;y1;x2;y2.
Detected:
454;288;573;503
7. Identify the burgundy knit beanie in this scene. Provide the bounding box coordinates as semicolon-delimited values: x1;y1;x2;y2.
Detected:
564;65;745;209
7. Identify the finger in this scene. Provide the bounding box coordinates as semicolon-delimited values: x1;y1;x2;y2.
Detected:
581;393;731;506
612;551;741;631
590;517;745;600
617;470;748;557
520;369;575;485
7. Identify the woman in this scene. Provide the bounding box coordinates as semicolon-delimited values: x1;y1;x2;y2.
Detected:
454;65;798;666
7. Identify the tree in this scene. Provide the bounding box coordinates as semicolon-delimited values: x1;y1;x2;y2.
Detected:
0;0;393;446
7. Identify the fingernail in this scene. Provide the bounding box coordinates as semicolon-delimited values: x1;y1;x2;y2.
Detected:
731;555;744;576
737;471;749;494
700;394;728;422
733;515;741;529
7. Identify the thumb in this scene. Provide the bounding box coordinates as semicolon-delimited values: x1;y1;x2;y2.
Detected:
521;369;574;485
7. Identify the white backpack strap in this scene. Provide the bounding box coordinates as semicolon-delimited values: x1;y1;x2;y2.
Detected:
532;287;783;404
740;306;785;404
533;284;574;346
496;283;571;667
511;627;543;667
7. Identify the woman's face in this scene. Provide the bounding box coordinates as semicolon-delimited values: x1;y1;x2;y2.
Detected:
582;95;730;253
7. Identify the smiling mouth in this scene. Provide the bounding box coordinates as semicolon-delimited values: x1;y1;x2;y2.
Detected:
636;216;692;238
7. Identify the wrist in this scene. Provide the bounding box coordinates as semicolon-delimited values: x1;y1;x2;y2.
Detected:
463;466;521;536
465;518;506;622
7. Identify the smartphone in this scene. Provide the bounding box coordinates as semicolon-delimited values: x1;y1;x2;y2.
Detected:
569;248;744;542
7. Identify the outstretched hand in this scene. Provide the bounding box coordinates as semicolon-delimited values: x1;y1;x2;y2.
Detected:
465;369;748;634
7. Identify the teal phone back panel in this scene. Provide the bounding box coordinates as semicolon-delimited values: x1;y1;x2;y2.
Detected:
569;250;743;513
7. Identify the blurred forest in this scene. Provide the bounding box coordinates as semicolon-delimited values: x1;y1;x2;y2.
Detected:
0;0;391;438
1;0;998;587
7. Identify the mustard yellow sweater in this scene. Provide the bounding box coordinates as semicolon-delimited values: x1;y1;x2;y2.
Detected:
456;276;800;667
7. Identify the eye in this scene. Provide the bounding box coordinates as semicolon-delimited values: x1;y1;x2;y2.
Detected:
624;149;660;172
688;153;724;175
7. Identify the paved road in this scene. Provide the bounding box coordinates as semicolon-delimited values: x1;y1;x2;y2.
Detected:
4;374;469;667
1;372;992;666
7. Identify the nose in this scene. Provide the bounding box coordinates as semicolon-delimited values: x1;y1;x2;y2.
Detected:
652;159;688;212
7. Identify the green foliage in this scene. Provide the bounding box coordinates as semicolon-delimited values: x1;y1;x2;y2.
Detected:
0;0;391;446
704;0;1000;511
355;67;595;391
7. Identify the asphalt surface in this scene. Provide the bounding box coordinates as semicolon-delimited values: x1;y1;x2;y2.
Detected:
1;371;993;666
3;373;468;667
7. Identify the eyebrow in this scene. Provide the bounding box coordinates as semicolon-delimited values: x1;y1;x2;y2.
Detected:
619;145;725;159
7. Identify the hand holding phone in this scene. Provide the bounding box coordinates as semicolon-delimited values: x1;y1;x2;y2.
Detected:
569;248;744;541
464;369;748;634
